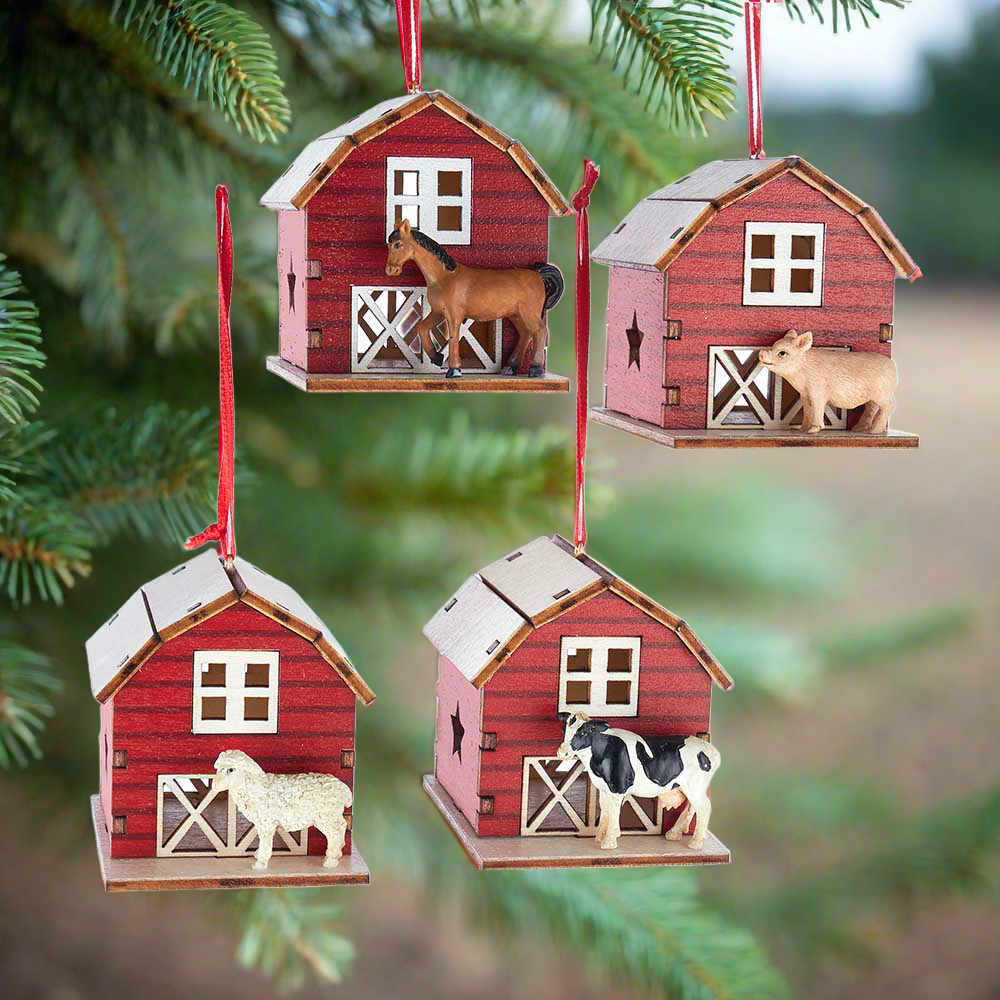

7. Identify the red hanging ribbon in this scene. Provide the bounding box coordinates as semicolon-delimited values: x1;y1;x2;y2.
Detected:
571;159;600;556
186;185;236;564
395;0;422;94
745;1;781;158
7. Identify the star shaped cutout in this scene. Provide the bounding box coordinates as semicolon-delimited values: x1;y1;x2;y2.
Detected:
625;311;644;370
451;702;465;761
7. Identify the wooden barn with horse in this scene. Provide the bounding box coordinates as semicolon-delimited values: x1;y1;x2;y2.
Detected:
260;90;572;392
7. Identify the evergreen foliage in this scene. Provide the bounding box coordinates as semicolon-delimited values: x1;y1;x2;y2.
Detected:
0;1;992;997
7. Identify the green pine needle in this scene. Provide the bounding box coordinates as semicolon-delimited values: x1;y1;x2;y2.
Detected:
113;0;292;141
0;255;46;426
0;637;62;769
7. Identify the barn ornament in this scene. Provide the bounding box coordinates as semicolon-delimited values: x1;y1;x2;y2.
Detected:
260;0;572;392
590;0;921;448
86;188;374;892
421;163;733;870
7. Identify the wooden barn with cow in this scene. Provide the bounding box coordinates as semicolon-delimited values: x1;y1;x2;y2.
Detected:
422;534;733;869
87;549;374;890
590;155;921;446
260;90;572;391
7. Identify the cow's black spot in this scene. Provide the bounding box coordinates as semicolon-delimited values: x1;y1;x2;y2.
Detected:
635;736;686;787
570;720;609;752
697;751;712;772
588;734;635;794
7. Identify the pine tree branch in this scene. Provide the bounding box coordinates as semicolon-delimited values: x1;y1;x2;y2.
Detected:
0;636;62;769
785;0;907;32
113;0;293;141
0;256;46;426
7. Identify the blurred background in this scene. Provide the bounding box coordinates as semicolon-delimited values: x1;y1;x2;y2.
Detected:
0;1;997;998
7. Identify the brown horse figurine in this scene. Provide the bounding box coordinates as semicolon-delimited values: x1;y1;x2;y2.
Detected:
385;219;563;378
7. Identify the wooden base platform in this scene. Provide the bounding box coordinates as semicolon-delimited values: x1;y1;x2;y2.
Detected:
91;796;370;892
591;408;919;449
423;775;730;871
267;357;569;393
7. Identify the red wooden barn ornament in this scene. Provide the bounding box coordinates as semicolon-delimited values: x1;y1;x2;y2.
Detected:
84;188;375;892
420;161;732;871
260;3;573;393
588;7;922;448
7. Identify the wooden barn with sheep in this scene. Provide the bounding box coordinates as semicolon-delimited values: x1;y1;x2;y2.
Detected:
260;89;571;391
87;549;374;890
590;155;921;447
422;535;733;869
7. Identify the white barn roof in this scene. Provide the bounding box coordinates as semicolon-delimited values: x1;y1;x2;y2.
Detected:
423;535;732;691
592;155;921;281
86;549;374;705
261;90;571;216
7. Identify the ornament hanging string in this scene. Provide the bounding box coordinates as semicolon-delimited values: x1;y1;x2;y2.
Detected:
745;0;781;158
186;185;236;564
395;0;422;93
571;159;600;556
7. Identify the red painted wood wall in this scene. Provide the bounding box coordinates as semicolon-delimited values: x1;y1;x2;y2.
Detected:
474;591;714;838
102;604;357;859
434;654;483;829
283;105;553;373
605;174;897;430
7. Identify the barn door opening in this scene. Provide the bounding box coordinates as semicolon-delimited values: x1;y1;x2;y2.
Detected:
707;346;848;430
156;774;307;858
351;286;502;373
520;758;663;837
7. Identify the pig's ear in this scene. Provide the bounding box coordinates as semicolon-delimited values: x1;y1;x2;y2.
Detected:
795;330;813;350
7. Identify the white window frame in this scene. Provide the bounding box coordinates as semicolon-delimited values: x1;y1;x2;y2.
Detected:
706;346;849;430
558;636;641;717
742;222;825;307
385;156;473;245
192;650;279;734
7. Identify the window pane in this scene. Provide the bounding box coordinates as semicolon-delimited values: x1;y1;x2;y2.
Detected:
437;205;463;232
245;662;270;687
791;235;816;259
606;680;632;705
564;680;591;705
750;234;775;259
244;697;270;721
201;663;226;687
438;171;463;196
790;268;815;293
750;268;775;292
565;648;591;672
201;696;226;720
394;170;419;196
607;648;633;672
395;204;419;227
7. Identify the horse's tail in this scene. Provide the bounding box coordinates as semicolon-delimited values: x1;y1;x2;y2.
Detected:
533;263;564;318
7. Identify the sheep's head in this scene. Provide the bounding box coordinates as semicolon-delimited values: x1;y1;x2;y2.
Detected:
213;749;263;791
758;330;813;377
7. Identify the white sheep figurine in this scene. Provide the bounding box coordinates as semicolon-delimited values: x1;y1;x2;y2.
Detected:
212;749;352;869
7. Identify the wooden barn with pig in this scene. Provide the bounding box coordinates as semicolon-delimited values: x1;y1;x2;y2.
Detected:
590;156;921;447
422;535;733;869
260;90;571;391
87;549;374;890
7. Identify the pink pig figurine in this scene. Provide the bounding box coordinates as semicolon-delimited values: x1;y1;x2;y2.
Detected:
758;330;897;434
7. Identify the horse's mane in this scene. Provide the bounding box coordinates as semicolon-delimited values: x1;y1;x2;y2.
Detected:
388;227;457;272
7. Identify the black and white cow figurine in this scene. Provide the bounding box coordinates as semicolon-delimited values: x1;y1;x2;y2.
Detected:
556;713;720;851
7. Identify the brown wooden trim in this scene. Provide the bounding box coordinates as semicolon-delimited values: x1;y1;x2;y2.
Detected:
655;203;718;271
340;749;355;768
430;92;512;152
667;319;682;340
711;157;796;210
481;732;498;751
506;142;573;216
789;161;866;216
880;323;893;343
290;141;355;210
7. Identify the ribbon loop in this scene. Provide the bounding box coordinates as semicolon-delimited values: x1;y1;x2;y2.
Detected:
395;0;422;94
186;185;236;563
745;0;782;159
572;159;600;556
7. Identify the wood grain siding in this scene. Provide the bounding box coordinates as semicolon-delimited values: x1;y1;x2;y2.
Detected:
477;591;712;838
660;174;895;429
298;106;552;373
603;267;667;426
278;210;308;368
99;699;114;833
106;604;356;859
434;654;484;830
